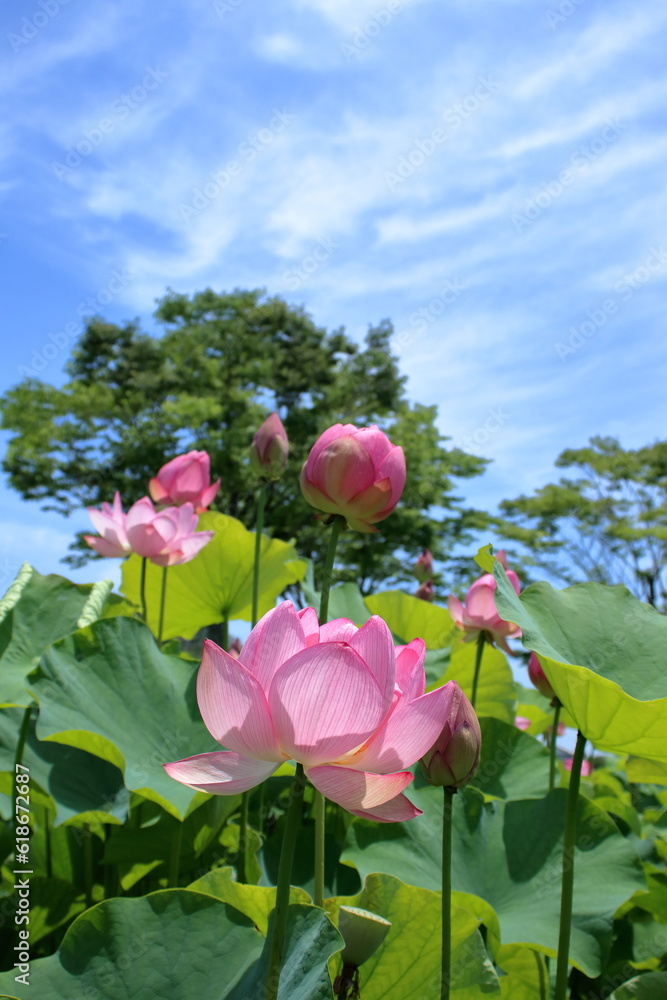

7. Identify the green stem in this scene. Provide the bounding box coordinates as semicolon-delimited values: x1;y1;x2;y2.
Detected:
265;763;306;1000
470;632;485;709
168;822;183;888
237;791;250;884
84;825;94;909
238;485;269;886
140;557;148;624
554;729;587;1000
549;701;562;792
311;515;345;908
44;806;52;879
252;485;267;628
157;566;168;644
441;787;454;1000
221;617;229;651
313;788;325;908
318;515;344;625
258;783;266;836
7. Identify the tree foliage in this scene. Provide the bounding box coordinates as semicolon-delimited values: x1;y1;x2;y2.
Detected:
1;288;489;592
496;435;667;609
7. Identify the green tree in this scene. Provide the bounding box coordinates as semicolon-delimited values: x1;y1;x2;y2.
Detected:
496;436;667;609
1;288;489;592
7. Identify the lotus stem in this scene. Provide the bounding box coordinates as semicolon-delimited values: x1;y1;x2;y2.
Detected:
140;556;148;625
470;632;485;709
319;515;344;625
237;789;250;885
157;566;168;644
312;514;345;907
265;763;306;1000
441;787;455;1000
252;484;267;627
554;729;587;1000
549;700;562;792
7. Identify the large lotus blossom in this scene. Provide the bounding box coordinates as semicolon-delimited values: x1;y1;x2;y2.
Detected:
125;497;214;566
84;492;132;558
149;450;220;510
164;602;455;822
250;412;289;480
447;550;521;654
300;424;406;533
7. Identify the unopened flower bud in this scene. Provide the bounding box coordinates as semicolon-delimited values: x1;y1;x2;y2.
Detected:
338;906;391;967
414;579;434;601
250;413;289;481
420;683;481;789
528;652;555;700
413;548;433;582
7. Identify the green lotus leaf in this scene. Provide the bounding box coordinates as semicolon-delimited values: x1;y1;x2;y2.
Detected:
0;890;341;999
325;873;500;998
610;972;667;999
189;867;311;934
342;784;646;977
0;707;127;826
469;718;550;801
0;564;114;708
30;616;217;819
494;943;548;1000
490;563;667;760
121;512;306;639
365;590;456;648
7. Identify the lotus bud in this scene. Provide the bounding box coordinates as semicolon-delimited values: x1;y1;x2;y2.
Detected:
300;423;406;533
228;638;242;659
515;716;531;731
413;548;433;582
419;683;481;789
414;580;434;602
250;412;289;481
528;652;556;701
338;906;391;967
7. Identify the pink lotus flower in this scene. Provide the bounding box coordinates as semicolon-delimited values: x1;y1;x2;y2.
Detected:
515;716;531;731
125;497;214;567
164;602;455;822
528;652;556;700
413;549;433;583
300;424;406;534
420;683;481;789
84;492;132;558
447;551;521;654
250;412;289;480
564;757;593;776
149;450;220;510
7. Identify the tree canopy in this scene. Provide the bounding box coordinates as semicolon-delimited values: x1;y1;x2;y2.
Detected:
1;288;489;593
496;435;667;609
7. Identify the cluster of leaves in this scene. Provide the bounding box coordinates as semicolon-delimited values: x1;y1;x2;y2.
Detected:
1;521;667;998
496;437;667;611
0;289;489;594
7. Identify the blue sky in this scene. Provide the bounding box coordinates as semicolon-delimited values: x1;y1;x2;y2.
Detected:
1;0;666;597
